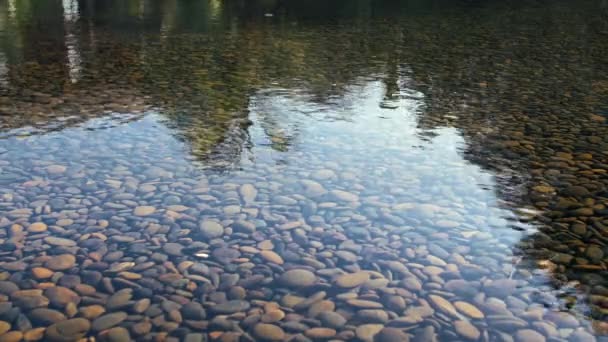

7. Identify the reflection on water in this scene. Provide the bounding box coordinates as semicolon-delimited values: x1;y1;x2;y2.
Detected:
0;0;606;341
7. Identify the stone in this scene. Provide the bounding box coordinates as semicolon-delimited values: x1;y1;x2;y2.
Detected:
0;323;8;336
357;310;389;323
252;323;285;341
346;299;383;309
28;222;47;233
305;328;336;339
79;305;105;320
0;331;22;342
163;243;183;256
233;220;256;233
199;220;224;239
133;206;156;216
92;312;127;331
209;300;250;314
29;308;67;324
484;279;518;298
318;312;346;329
374;328;410;342
260;250;284;264
43;237;76;247
329;190;359;202
279;269;316;287
356;324;384;342
454;301;484;319
181;302;206;320
31;267;53;280
45;255;76;271
0;282;18;295
45;318;91;342
239;184;258;203
428;295;459;318
44;287;80;307
514;329;546;342
106;289;132;310
23;328;45;341
101;327;130;342
47;165;67;174
454;320;480;340
335;271;370;288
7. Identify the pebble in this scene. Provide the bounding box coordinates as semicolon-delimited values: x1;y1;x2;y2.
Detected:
355;324;384;342
45;318;91;341
133;206;156;216
454;320;480;340
279;269;316;287
199;220;224;239
334;271;370;288
252;323;285;341
92;312;127;331
514;329;546;342
45;255;76;271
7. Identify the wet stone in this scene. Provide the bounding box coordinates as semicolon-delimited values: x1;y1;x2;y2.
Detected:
252;323;285;341
279;269;316;288
45;255;76;271
209;300;250;314
45;318;91;342
92;312;128;331
199;220;224;239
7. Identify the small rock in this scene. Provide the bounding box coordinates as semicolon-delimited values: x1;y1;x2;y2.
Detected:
133;206;155;216
252;323;285;341
454;320;480;340
279;269;316;288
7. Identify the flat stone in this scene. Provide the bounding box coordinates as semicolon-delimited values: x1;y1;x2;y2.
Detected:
43;237;76;247
259;250;284;264
163;243;183;256
232;220;256;233
45;318;91;342
92;312;127;331
47;165;67;174
29;308;67;325
454;301;484;319
0;282;18;295
252;323;285;341
199;220;224;239
279;269;316;288
484;279;518;298
374;328;410;342
101;327;130;342
28;222;47;233
318;312;347;329
44;287;80;307
0;322;9;335
209;300;250;315
355;324;383;342
31;267;54;280
0;331;22;342
454;320;480;340
133;206;156;216
335;272;370;288
329;190;359;202
45;255;76;271
79;305;105;320
346;299;383;309
514;329;546;342
305;328;336;339
428;295;459;318
239;184;257;203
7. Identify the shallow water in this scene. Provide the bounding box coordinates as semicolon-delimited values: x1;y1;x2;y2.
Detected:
0;0;607;341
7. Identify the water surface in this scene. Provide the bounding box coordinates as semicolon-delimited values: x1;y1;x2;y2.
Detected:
0;0;607;341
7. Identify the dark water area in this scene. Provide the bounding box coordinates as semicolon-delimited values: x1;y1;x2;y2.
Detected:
0;0;607;341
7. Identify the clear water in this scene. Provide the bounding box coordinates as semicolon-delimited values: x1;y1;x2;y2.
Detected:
0;0;606;341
